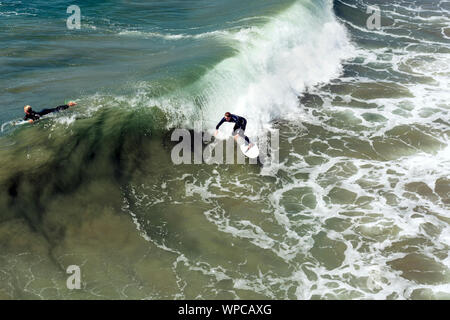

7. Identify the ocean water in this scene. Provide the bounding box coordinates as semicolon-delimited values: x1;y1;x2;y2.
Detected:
0;0;449;299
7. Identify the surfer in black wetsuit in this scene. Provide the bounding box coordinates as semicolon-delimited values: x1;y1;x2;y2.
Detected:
215;112;254;151
23;101;77;123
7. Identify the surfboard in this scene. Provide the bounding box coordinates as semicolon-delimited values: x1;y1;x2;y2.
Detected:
214;131;260;159
240;142;259;159
1;120;28;133
236;136;259;159
14;120;29;126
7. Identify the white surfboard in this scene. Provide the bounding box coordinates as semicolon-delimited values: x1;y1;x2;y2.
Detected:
1;120;28;133
14;120;29;126
214;131;259;159
236;136;259;159
240;142;259;159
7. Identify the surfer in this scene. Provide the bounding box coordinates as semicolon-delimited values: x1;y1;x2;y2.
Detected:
214;112;254;151
23;102;77;123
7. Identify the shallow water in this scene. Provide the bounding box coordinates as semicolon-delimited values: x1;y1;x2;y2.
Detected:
0;0;449;299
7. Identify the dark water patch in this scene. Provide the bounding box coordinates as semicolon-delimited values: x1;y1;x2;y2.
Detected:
435;177;450;205
405;182;439;203
0;106;167;244
384;125;446;153
299;93;324;108
280;187;317;213
310;231;347;271
387;253;449;285
361;112;388;123
326;187;357;205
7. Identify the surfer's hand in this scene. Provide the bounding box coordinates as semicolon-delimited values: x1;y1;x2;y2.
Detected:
214;130;218;137
68;101;77;107
28;120;33;124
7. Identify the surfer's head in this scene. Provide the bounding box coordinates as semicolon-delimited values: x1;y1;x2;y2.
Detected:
24;105;32;114
225;112;231;120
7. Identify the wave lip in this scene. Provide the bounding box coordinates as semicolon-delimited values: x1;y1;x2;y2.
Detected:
146;0;355;132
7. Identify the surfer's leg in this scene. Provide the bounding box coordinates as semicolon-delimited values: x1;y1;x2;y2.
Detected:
37;108;54;116
38;105;70;117
238;121;250;145
232;125;240;141
233;128;250;145
241;119;247;131
55;104;70;112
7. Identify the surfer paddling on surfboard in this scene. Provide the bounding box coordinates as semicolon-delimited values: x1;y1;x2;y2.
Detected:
23;101;77;123
214;112;254;152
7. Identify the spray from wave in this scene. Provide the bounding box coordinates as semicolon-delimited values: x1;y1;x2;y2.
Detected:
128;0;356;134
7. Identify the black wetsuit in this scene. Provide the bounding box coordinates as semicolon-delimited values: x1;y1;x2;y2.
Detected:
24;105;70;121
216;114;250;144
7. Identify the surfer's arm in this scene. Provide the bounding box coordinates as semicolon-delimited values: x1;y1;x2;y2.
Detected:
216;118;226;130
23;115;33;123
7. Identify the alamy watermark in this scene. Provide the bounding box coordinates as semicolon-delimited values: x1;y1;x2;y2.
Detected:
366;5;381;30
66;265;81;290
170;121;279;166
67;5;81;30
66;4;382;31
